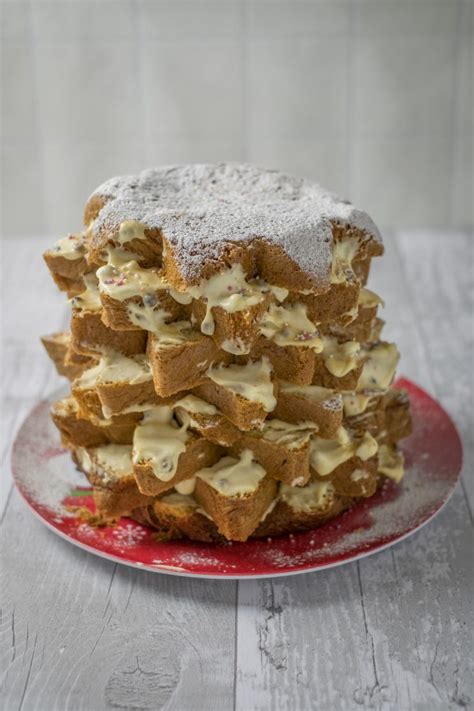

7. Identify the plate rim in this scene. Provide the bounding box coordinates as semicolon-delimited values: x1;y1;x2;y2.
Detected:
14;478;460;579
11;377;463;580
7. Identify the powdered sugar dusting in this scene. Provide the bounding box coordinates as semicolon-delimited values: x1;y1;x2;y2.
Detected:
12;380;462;577
153;552;228;569
260;465;449;569
19;454;83;517
12;400;85;516
12;415;87;517
90;163;382;282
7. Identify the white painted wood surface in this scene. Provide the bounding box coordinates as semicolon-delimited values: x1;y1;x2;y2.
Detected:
1;232;473;711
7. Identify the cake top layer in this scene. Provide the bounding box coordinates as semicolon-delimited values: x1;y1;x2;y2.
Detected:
87;163;382;283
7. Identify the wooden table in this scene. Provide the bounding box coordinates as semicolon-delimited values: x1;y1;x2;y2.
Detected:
1;232;473;711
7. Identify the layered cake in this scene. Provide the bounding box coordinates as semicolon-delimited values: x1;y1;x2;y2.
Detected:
42;164;411;542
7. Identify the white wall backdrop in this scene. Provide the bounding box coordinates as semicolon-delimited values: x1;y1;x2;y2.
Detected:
1;0;473;237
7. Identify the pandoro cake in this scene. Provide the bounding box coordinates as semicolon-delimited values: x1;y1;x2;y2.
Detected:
42;163;411;542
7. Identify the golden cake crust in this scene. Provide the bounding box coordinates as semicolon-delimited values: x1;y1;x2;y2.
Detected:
85;164;383;290
40;163;414;545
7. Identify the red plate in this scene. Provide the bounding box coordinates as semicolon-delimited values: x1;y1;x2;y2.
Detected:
11;379;463;579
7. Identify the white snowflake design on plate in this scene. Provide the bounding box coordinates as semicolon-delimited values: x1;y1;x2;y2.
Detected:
111;523;147;549
76;522;101;542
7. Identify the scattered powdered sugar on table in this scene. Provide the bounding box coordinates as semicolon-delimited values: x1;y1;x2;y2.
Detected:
12;399;86;517
261;464;450;569
17;449;84;517
12;384;460;575
90;163;382;283
147;460;449;573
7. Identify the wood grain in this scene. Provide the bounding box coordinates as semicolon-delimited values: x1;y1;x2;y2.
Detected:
1;490;236;710
1;232;472;710
234;232;474;711
1;237;67;519
396;231;474;515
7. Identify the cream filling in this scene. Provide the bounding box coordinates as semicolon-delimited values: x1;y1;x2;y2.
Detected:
259;497;279;523
188;263;268;336
221;338;252;355
195;506;215;521
68;273;102;312
280;382;342;406
76;352;152;389
160;491;199;510
174;395;218;416
309;427;378;476
260;419;317;449
149;320;196;346
97;247;168;302
359;287;384;309
175;413;201;431
196;449;266;497
90;242;365;367
207;357;276;412
51;232;86;260
126;301;171;333
168;288;193;305
378;444;405;483
75;443;133;479
53;332;70;345
358;342;400;390
262;282;289;302
95;246;173;334
281;480;335;513
321;336;361;377
356;432;379;460
351;469;370;482
174;477;196;495
101;401;157;420
114;223;288;316
330;237;360;284
88;414;117;427
93;444;133;475
259;303;323;351
75;446;92;473
116;220;147;245
339;303;359;323
132;406;189;481
59;395;79;415
342;391;376;417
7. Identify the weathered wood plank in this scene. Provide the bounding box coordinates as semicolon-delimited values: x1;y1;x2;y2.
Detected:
1;236;68;518
0;346;64;518
358;485;473;710
0;488;236;711
1;235;237;711
2;236;68;346
358;232;473;710
236;565;379;711
235;232;473;710
396;231;474;513
2;233;473;710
